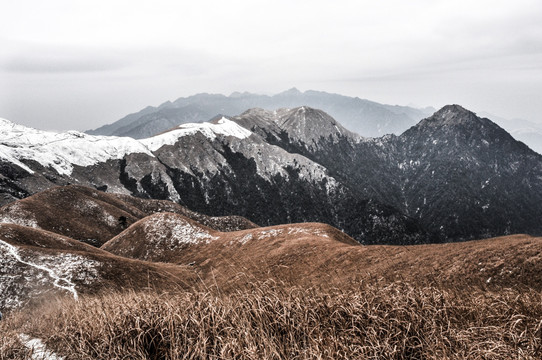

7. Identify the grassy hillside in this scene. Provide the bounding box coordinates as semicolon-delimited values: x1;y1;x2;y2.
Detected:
1;185;541;359
104;218;542;291
2;233;542;359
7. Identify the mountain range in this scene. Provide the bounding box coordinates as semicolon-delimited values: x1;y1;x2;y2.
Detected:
479;111;542;154
2;104;542;244
86;88;434;139
87;89;542;156
3;92;542;358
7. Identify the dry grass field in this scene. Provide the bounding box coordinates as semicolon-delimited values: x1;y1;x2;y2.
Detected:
2;233;542;358
1;281;541;359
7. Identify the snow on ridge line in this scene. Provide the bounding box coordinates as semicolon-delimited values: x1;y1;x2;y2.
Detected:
140;117;252;151
0;117;252;174
0;118;155;176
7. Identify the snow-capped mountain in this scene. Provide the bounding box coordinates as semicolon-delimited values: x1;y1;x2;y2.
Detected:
0;115;427;245
0;118;152;176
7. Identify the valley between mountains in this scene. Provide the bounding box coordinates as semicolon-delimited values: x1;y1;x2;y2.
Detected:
1;103;542;358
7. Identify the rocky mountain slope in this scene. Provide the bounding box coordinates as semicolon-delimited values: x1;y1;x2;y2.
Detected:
1;104;541;243
479;112;542;155
229;105;542;241
392;105;542;239
87;89;433;138
0;117;428;245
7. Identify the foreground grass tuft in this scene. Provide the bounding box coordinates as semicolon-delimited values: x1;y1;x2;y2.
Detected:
1;281;541;359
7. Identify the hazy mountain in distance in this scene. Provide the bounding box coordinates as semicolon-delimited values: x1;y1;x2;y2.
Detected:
479;111;542;154
86;89;434;138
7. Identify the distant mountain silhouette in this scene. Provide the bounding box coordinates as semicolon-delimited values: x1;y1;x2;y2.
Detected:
86;89;433;138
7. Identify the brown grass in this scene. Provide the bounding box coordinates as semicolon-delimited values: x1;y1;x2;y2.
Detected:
103;218;542;292
1;281;541;360
0;185;256;246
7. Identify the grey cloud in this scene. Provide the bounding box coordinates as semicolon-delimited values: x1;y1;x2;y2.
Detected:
3;55;128;73
1;44;132;74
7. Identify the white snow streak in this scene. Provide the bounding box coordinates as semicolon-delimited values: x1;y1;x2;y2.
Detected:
142;214;217;246
141;117;252;151
0;239;78;300
19;334;64;360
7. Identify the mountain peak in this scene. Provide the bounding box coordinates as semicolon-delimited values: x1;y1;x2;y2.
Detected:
239;107;274;117
432;104;478;124
273;106;361;145
277;87;302;96
403;104;535;157
416;104;481;130
436;104;473;115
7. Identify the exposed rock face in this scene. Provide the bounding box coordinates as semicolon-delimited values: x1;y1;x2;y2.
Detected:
230;105;542;241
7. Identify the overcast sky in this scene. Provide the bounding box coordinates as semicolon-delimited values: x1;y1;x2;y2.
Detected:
1;0;541;131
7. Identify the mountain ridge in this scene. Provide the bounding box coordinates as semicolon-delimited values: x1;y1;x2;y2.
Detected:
1;104;542;243
0;185;257;246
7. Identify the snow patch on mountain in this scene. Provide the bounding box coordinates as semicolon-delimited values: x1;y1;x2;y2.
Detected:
140;117;252;151
0;118;154;175
112;214;220;260
142;214;217;247
0;239;99;311
0;203;39;228
75;199;118;227
255;228;284;240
